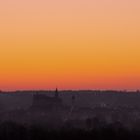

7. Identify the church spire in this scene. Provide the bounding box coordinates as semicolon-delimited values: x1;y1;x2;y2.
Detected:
55;88;59;98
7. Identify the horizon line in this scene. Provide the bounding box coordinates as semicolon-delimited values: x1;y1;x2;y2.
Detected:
0;89;140;92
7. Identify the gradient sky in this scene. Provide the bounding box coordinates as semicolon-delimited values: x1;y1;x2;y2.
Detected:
0;0;140;90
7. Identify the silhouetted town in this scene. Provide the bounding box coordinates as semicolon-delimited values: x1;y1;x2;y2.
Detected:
1;89;140;139
0;89;140;128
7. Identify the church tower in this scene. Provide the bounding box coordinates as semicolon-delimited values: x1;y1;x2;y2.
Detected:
55;88;59;98
72;95;75;106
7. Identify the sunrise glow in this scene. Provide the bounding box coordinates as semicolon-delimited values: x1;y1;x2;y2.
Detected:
0;0;140;90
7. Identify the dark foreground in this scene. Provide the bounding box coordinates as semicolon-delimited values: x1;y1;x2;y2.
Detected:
1;121;140;140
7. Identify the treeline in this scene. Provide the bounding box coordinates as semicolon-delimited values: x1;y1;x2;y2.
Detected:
0;121;140;140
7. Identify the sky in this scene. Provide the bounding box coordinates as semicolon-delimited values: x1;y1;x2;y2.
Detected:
0;0;140;91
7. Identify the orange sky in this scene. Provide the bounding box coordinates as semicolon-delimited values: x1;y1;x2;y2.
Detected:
0;0;140;90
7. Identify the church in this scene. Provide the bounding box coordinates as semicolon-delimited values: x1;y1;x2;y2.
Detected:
31;88;64;111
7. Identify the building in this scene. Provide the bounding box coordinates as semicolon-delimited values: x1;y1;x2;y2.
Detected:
31;89;64;111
